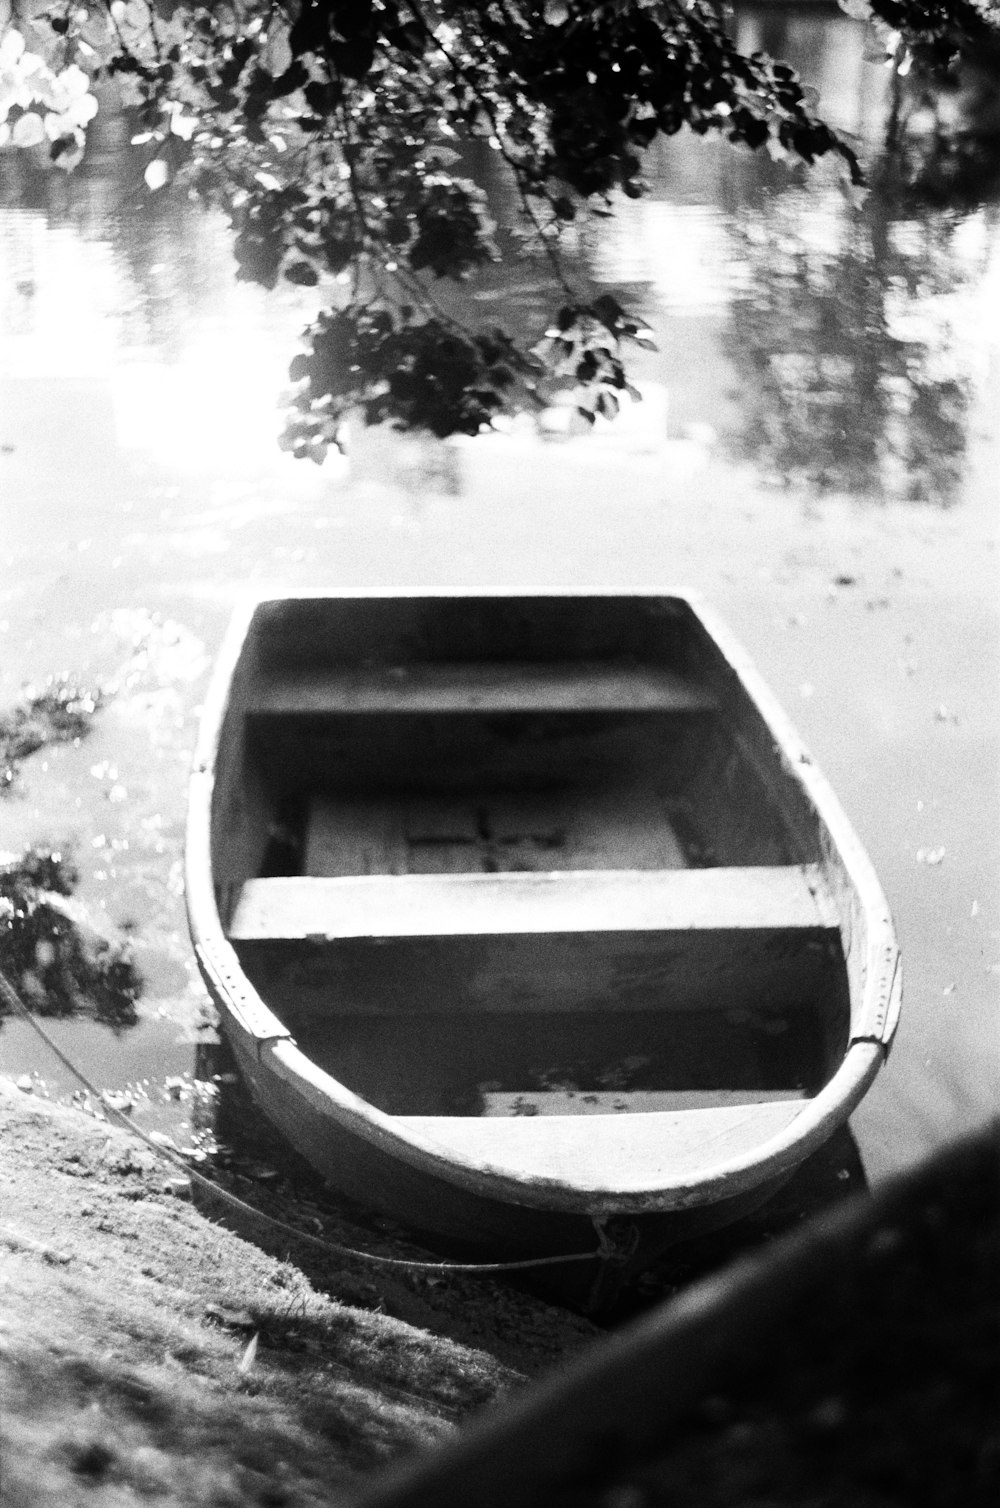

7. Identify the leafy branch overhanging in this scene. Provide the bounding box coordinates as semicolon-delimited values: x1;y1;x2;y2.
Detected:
2;1;995;455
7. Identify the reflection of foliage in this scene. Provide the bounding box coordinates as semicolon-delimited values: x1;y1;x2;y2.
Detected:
848;1;1000;200
0;677;105;795
913;134;1000;209
849;0;999;79
727;177;975;504
1;0;866;452
283;306;521;453
0;847;141;1032
0;25;98;168
282;292;649;453
881;73;1000;208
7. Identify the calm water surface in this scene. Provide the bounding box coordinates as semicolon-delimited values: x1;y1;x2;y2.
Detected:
1;7;997;1178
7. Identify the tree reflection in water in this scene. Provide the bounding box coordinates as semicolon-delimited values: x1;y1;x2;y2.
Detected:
0;846;141;1032
0;676;105;794
726;150;991;506
0;676;138;1030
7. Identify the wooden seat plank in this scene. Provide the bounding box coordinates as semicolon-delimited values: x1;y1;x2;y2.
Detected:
248;660;718;715
228;865;839;942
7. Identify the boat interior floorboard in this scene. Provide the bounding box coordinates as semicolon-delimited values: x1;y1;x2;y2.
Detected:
303;786;689;875
278;1006;828;1118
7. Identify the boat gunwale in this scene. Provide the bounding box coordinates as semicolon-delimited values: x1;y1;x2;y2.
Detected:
260;1033;885;1215
185;587;901;1214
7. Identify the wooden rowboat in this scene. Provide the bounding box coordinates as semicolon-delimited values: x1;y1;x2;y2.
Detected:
185;590;900;1302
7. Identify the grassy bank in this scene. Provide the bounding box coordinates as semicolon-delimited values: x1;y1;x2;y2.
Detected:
0;1076;594;1506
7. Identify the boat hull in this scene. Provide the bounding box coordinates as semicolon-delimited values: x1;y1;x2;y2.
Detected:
187;589;901;1306
222;1017;799;1308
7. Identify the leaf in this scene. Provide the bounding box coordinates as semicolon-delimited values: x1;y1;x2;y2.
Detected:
264;20;293;79
591;293;625;331
12;112;45;148
143;158;170;191
49;132;84;170
424;144;461;167
385;21;426;57
169;110;196;139
238;1332;259;1374
330;36;376;81
0;28;25;65
284;260;319;286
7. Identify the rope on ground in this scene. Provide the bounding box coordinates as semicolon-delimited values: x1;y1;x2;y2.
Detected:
0;965;602;1275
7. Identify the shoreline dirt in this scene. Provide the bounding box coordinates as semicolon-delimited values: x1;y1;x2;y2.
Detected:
0;1075;595;1507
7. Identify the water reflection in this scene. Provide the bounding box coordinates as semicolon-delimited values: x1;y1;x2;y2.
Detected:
0;675;104;793
0;153;318;478
3;7;995;506
883;37;1000;208
0;844;140;1031
0;679;141;1031
464;6;999;506
725;168;990;503
720;4;999;501
0;626;211;1087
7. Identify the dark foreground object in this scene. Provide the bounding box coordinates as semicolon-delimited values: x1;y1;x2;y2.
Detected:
353;1120;1000;1508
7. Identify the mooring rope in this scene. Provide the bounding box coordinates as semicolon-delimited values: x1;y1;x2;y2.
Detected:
0;964;604;1275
